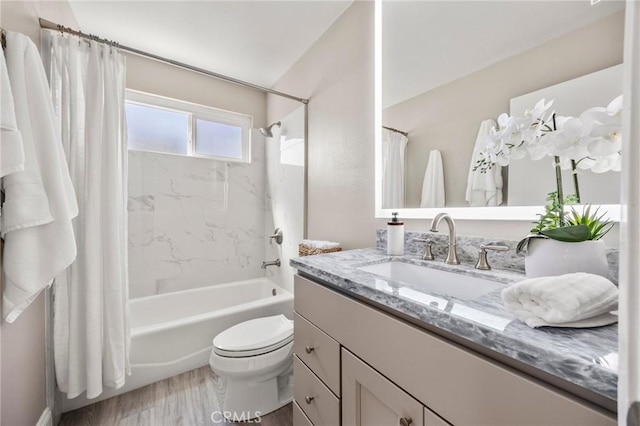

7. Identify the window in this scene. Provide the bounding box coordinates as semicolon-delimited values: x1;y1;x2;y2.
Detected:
125;90;252;163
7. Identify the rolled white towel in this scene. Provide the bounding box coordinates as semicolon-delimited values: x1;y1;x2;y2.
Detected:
301;239;341;249
501;273;618;328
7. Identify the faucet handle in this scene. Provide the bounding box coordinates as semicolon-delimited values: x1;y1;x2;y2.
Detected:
412;238;434;261
269;228;283;245
475;244;509;270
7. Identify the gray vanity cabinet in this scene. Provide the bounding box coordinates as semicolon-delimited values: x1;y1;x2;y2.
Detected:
293;274;616;426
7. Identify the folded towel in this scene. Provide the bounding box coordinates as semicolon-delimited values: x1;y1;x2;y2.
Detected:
2;32;79;323
301;240;341;249
0;48;24;177
501;273;618;328
465;119;503;207
420;150;445;208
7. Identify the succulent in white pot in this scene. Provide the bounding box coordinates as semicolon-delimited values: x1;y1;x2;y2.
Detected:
517;193;613;278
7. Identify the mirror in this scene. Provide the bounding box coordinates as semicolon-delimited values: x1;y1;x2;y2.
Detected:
375;0;625;220
508;65;622;206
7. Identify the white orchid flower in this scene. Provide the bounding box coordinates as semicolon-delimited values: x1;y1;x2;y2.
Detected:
544;116;591;159
590;153;622;173
524;98;554;122
582;95;623;157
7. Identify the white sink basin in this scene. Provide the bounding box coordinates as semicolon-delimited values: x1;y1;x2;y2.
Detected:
358;261;505;300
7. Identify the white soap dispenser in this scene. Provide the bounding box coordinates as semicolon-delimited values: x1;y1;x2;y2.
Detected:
387;212;405;255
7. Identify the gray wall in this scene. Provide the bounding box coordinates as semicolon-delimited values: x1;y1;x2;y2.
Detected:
269;1;378;250
1;3;79;425
384;11;624;208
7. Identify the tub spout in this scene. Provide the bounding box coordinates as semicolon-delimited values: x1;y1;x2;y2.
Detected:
261;259;281;269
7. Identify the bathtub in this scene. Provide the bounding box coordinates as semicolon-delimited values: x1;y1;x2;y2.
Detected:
62;278;293;412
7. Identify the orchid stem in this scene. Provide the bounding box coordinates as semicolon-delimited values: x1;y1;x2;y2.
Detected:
551;114;564;226
570;159;581;204
554;156;564;227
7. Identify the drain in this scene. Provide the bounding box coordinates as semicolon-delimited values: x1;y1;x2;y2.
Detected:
272;288;277;296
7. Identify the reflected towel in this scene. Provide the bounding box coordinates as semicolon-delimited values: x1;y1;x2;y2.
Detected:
0;49;24;177
420;150;445;208
465;119;503;207
2;32;78;323
502;273;618;328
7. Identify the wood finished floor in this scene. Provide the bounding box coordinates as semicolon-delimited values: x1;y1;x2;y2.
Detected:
59;367;293;426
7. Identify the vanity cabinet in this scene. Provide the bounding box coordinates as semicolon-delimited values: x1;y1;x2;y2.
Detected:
293;274;616;426
342;348;450;426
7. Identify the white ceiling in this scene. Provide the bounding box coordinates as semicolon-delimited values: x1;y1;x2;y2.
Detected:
383;1;625;108
68;0;352;88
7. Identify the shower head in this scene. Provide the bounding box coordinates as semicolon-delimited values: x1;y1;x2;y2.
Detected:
259;121;281;138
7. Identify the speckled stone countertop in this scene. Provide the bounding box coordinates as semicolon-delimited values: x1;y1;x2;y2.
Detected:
290;246;618;409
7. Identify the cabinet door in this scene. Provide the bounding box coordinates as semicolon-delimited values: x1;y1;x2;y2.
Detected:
424;407;452;426
342;348;424;426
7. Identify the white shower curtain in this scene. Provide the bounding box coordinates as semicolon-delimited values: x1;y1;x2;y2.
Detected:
43;32;130;399
382;129;409;208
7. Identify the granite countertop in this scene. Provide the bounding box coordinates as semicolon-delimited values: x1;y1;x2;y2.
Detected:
290;247;618;408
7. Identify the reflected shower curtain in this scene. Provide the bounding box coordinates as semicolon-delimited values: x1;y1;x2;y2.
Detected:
382;129;409;208
43;31;130;399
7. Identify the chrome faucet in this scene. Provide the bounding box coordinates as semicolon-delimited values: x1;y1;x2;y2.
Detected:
261;259;281;269
429;213;460;265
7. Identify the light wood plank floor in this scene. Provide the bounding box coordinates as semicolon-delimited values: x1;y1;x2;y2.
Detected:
59;367;293;426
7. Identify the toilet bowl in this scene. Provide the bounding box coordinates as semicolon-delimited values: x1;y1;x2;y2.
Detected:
209;314;294;420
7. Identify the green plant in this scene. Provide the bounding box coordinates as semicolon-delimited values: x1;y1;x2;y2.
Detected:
529;191;612;243
530;191;578;232
566;205;613;241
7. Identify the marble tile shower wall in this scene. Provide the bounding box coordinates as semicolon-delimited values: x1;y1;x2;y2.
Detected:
128;149;265;298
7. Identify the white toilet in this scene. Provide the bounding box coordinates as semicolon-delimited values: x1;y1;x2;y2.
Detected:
209;314;294;420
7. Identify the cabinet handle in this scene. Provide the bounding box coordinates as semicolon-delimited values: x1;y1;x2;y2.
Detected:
399;417;413;426
304;395;314;404
305;346;315;354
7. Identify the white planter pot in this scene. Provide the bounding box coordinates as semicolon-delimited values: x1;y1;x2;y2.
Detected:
525;239;609;278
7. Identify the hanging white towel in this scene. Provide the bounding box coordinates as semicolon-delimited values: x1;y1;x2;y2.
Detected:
0;50;24;177
420;150;445;208
2;32;78;323
465;119;503;207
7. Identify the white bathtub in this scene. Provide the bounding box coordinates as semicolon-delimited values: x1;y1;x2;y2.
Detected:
62;278;293;412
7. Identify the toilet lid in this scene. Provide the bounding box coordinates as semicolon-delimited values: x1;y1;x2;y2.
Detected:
213;314;293;357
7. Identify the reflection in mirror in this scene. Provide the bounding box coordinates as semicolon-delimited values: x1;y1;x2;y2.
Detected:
379;0;625;215
508;65;622;206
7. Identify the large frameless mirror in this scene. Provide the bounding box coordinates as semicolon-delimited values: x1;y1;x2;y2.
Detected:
375;0;625;220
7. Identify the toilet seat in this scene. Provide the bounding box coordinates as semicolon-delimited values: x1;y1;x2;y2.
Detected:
213;314;293;358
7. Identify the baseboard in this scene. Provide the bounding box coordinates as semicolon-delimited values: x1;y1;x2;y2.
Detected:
36;407;53;426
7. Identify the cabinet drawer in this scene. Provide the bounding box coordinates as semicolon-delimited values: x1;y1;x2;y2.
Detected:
294;312;341;396
294;355;340;426
293;401;314;426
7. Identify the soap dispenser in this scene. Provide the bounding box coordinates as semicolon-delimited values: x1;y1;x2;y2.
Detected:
387;212;405;255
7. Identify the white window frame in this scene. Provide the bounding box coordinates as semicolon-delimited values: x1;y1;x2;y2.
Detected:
125;89;252;163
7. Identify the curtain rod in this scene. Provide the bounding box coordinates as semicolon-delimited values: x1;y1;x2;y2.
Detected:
383;126;409;137
39;18;309;105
